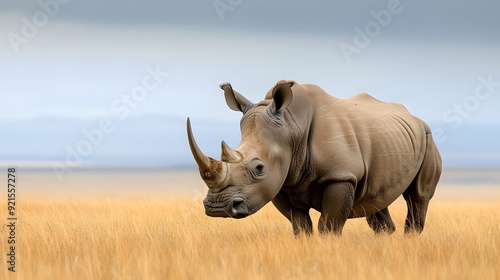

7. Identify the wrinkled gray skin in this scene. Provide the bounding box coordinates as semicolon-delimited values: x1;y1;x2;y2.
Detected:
187;80;442;235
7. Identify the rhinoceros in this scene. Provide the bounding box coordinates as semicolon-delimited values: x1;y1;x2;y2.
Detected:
187;80;442;235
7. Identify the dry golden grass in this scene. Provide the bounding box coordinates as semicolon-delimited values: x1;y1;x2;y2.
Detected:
1;188;499;280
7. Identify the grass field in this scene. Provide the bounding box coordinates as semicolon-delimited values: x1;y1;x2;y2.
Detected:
1;171;499;279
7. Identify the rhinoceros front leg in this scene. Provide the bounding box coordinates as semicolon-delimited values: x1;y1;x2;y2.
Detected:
318;182;355;235
272;191;313;235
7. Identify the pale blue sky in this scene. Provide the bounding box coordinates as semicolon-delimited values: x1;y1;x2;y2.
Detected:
1;0;499;169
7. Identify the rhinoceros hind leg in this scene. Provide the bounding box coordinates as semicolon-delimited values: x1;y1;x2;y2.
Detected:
366;207;396;234
402;197;430;234
403;133;441;234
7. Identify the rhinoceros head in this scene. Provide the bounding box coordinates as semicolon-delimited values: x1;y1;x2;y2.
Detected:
187;81;297;218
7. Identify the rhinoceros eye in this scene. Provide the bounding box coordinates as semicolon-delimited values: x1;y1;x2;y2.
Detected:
256;164;264;173
250;159;266;180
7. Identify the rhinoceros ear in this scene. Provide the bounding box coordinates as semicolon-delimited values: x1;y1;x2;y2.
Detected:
270;81;293;113
220;83;254;114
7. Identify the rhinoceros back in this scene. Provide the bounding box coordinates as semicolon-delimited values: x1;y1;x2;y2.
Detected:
308;90;429;213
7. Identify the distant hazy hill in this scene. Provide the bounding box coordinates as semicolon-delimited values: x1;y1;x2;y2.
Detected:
0;115;499;170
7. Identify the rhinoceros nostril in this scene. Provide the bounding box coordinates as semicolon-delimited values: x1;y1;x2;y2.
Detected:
231;197;244;215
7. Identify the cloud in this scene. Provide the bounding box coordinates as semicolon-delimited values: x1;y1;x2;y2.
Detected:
2;0;499;44
1;16;499;124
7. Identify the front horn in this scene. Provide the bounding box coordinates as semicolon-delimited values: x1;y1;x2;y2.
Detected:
186;118;226;186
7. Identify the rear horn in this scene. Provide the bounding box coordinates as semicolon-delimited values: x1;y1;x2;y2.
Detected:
221;141;242;163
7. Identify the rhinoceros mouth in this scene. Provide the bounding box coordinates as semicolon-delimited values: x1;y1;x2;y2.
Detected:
204;197;249;219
